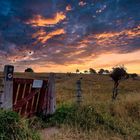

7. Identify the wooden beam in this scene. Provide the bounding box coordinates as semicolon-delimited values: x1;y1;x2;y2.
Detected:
47;73;56;115
1;65;14;109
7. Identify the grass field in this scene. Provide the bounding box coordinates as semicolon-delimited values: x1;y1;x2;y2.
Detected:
49;73;140;140
0;73;140;140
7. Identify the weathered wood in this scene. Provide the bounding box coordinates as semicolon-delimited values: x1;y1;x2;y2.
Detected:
76;78;82;105
47;73;56;115
0;78;4;108
0;65;56;117
1;65;14;109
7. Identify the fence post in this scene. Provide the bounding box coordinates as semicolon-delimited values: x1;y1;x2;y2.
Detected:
1;65;14;109
0;79;4;109
47;73;56;115
76;78;82;105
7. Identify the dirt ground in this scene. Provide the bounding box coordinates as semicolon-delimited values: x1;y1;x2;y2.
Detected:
40;127;59;140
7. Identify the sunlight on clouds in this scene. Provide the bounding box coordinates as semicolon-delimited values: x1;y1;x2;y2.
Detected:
95;25;140;39
33;29;65;44
32;50;140;73
66;5;72;11
91;50;140;73
78;25;140;49
94;25;140;47
7;49;35;63
26;12;66;27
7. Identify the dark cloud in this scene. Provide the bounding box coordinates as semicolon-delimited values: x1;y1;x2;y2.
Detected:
0;0;139;71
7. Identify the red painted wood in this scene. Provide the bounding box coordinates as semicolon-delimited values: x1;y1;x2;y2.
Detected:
13;83;18;104
37;80;48;113
13;78;48;117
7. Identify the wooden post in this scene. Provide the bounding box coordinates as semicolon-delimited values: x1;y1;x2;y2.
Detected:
1;65;14;109
0;78;4;108
47;73;56;115
76;78;82;105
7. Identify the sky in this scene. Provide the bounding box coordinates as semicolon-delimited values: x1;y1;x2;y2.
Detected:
0;0;140;73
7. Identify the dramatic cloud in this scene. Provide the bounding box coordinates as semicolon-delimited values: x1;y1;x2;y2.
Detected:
33;28;65;44
0;0;140;73
26;12;66;27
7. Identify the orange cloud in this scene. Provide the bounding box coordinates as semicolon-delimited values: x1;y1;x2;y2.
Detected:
66;5;72;11
94;25;140;46
78;25;140;49
7;49;34;63
33;29;65;44
26;12;66;27
91;50;140;73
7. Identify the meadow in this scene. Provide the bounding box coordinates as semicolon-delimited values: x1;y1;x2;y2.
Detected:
0;73;140;140
42;73;140;140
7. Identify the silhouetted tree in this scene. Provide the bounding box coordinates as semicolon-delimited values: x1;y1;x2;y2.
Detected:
110;66;127;100
130;73;138;80
67;72;71;77
76;69;80;74
104;70;110;74
89;68;96;74
25;68;34;72
98;69;105;74
84;70;88;74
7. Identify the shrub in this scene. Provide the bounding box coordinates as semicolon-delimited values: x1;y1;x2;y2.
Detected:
98;69;105;74
89;68;96;74
130;73;138;80
45;104;126;134
25;68;34;72
0;110;40;140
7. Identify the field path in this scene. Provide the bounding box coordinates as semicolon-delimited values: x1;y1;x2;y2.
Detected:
40;127;59;140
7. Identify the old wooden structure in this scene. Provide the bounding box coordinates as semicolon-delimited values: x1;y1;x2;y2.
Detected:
0;65;56;117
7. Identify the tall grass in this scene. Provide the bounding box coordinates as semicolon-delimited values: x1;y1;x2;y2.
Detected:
0;110;41;140
45;103;140;139
44;74;140;140
1;73;139;140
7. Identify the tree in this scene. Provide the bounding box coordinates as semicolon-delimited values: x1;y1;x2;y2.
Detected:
67;72;71;77
98;69;104;74
110;66;127;100
76;69;80;73
25;68;34;72
130;73;138;80
89;68;96;74
104;70;110;74
84;70;88;74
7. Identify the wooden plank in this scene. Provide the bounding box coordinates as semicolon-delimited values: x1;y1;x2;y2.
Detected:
14;84;20;105
47;73;56;115
2;65;14;109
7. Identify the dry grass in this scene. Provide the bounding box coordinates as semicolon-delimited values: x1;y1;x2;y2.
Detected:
46;125;127;140
0;72;140;139
52;73;140;140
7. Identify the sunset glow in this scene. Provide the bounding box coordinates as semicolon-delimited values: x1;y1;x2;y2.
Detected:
26;12;66;27
0;0;139;73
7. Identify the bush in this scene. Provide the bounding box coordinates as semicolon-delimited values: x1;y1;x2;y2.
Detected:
130;73;138;80
46;104;126;134
0;110;40;140
98;69;105;74
89;68;96;74
25;68;34;72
